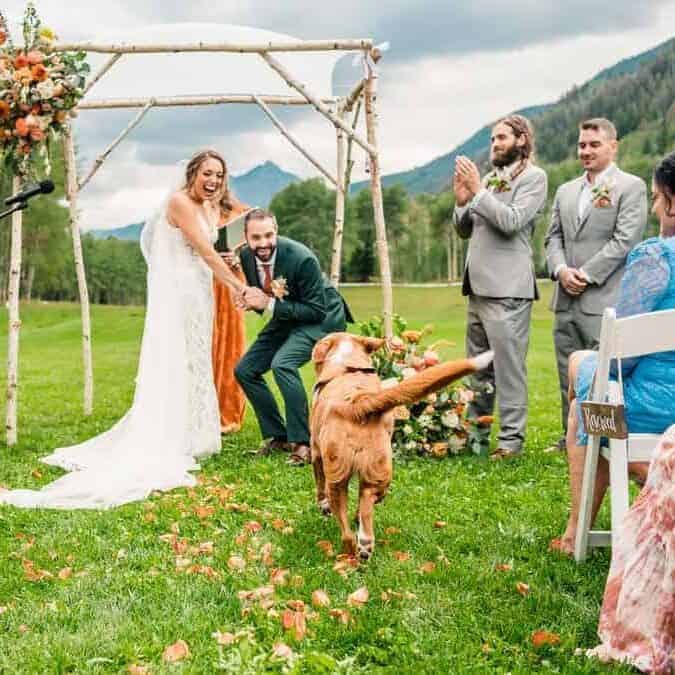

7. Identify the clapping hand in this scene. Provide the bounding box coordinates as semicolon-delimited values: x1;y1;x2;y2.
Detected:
453;155;481;205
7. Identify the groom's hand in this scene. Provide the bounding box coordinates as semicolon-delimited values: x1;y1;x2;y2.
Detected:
242;286;271;311
455;156;481;197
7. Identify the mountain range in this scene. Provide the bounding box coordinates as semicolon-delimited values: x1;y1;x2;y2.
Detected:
91;35;674;241
88;160;301;240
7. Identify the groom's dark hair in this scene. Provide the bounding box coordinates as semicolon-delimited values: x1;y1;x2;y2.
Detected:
244;208;277;233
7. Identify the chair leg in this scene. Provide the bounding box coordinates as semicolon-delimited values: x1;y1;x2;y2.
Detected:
574;434;602;562
609;438;629;538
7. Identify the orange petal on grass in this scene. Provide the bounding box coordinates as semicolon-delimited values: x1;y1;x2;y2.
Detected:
271;642;294;660
384;527;401;535
127;665;150;675
494;563;513;572
57;567;72;580
162;639;190;663
393;551;411;562
244;520;263;533
227;555;246;572
329;608;353;625
419;562;436;574
531;630;561;648
347;586;369;607
270;567;289;586
434;520;447;529
516;582;531;597
316;540;334;558
311;590;331;608
212;631;236;646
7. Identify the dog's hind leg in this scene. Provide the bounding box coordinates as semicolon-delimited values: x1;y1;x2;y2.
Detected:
357;483;385;561
312;452;331;516
328;481;356;555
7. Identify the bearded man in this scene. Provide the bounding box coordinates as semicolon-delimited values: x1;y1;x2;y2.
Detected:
234;208;352;466
453;114;548;460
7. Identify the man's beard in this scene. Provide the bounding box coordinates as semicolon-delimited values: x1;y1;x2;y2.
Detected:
253;244;276;261
492;145;521;169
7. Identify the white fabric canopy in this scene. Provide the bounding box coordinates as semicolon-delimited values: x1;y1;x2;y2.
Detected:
83;23;347;100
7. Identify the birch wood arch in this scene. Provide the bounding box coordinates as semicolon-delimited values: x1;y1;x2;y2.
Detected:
5;31;393;445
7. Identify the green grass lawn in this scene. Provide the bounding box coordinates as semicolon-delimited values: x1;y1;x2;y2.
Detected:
0;286;631;674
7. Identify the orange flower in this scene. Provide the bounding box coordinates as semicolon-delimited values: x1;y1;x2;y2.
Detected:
29;128;44;142
15;117;30;137
14;67;32;84
0;30;7;46
14;53;29;69
26;51;44;66
0;100;10;120
30;64;48;82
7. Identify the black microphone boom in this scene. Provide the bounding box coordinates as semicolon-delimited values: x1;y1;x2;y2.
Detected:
4;180;55;206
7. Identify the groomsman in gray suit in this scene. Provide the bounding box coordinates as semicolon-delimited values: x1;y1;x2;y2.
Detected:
544;118;648;449
453;114;548;459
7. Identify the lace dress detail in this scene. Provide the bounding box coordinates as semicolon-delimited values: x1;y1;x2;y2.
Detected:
168;215;220;457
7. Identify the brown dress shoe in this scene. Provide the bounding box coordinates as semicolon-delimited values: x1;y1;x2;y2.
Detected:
287;443;311;466
254;438;290;457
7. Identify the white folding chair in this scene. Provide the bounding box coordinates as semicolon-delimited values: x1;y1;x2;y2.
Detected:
574;306;675;562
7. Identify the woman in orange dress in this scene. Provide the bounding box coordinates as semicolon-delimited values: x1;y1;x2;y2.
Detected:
212;176;249;434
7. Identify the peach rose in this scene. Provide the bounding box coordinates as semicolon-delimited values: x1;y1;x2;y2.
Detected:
15;117;30;137
31;64;48;82
14;53;29;69
0;100;10;120
26;51;44;66
0;30;7;46
29;128;44;142
14;67;33;84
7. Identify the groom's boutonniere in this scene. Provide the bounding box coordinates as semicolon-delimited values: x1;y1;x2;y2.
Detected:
591;179;615;208
271;276;289;301
486;174;511;193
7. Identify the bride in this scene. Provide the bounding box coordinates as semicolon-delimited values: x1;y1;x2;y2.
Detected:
1;150;247;509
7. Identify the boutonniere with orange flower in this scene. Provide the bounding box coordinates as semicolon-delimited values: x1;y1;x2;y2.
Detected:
591;178;615;208
271;276;289;301
486;173;511;193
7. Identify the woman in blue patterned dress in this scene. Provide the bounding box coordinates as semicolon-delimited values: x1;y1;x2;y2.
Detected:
551;151;675;555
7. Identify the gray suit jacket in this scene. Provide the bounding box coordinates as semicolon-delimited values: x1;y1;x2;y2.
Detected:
544;166;648;315
453;164;548;299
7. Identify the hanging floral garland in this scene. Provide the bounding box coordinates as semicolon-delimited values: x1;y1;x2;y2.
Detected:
0;3;89;179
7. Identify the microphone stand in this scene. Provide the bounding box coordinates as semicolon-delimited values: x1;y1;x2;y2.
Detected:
0;200;28;220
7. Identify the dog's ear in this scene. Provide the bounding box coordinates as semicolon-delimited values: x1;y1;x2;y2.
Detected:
356;336;386;354
312;334;337;365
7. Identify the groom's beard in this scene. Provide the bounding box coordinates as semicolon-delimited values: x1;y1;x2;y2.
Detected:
253;244;276;262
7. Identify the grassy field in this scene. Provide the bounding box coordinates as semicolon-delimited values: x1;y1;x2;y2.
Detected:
0;285;631;674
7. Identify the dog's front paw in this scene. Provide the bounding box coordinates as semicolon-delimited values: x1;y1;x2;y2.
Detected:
318;498;332;516
358;538;374;561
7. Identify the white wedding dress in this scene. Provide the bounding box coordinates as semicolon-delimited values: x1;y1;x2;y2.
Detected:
0;193;221;509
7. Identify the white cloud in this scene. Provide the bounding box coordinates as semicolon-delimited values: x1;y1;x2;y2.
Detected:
2;0;674;229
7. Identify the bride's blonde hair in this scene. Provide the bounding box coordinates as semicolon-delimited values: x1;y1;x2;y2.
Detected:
184;149;233;214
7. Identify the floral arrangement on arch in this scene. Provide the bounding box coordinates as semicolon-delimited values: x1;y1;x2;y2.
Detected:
0;3;89;178
358;314;492;458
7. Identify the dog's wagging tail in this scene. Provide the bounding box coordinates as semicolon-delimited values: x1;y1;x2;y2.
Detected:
336;350;494;423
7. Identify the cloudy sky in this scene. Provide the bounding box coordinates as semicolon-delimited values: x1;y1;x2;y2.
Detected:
4;1;675;229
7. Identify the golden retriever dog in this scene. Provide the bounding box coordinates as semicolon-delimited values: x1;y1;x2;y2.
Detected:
310;332;493;560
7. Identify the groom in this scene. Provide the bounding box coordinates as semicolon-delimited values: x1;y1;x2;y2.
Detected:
235;208;352;465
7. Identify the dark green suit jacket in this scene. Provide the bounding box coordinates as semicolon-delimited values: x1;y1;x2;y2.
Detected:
239;237;352;340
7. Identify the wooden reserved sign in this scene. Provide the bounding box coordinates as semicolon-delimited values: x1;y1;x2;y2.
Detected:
580;402;628;439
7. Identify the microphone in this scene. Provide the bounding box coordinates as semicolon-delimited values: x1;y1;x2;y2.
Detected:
4;180;55;206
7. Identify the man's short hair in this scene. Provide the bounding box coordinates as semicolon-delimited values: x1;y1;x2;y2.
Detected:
244;208;277;233
579;118;618;141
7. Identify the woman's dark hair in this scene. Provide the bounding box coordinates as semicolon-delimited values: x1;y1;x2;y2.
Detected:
654;151;675;216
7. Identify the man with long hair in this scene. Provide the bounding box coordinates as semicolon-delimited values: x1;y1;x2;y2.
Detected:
453;114;547;459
